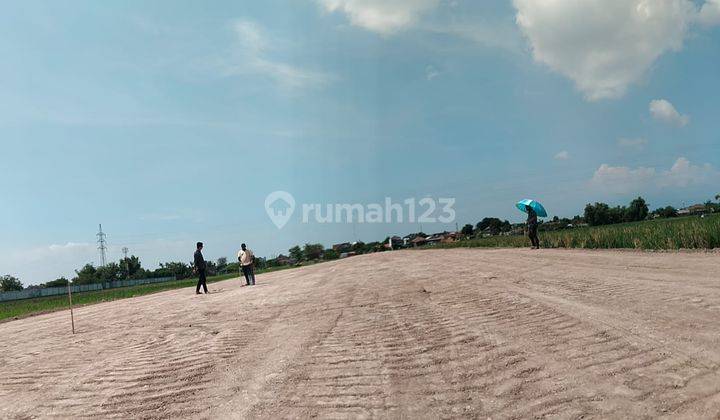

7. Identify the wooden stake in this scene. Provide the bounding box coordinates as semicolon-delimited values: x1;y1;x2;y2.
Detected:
67;282;75;334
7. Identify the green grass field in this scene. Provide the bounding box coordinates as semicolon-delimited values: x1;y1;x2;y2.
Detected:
442;214;720;250
0;268;292;322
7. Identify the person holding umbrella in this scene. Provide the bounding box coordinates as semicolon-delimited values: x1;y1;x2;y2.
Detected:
526;205;539;249
516;199;547;250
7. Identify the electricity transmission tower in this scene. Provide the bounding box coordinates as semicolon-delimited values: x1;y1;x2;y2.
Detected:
97;224;107;267
122;247;129;279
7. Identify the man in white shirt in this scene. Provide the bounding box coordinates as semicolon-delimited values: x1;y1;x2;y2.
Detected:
237;243;256;286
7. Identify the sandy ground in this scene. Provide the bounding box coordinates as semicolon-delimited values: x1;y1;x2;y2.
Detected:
1;248;720;419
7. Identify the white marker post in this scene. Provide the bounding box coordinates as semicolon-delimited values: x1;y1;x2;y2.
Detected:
67;282;75;334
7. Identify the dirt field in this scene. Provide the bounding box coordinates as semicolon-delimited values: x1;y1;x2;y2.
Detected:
1;248;720;419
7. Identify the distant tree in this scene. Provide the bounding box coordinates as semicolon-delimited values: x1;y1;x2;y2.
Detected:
73;264;99;285
461;224;474;235
585;202;613;226
625;197;649;222
156;261;193;279
653;206;678;218
351;241;366;253
43;277;69;288
716;194;720;202
289;245;303;262
96;262;121;282
367;242;385;253
119;255;143;279
323;249;340;260
585;203;603;226
607;206;624;224
0;275;23;292
476;218;511;234
216;257;228;273
254;257;267;270
204;260;217;276
303;243;324;260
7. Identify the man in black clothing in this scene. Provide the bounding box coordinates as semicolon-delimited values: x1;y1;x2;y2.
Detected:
194;242;208;294
526;206;540;249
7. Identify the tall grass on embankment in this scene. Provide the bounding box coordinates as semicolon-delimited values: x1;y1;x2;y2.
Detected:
441;214;720;250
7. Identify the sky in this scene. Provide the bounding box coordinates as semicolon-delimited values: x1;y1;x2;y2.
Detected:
1;0;719;285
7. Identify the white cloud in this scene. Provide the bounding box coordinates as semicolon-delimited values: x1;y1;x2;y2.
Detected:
590;157;719;193
425;65;440;80
618;137;648;150
513;0;697;100
649;99;689;126
659;157;720;187
315;1;523;53
554;150;570;160
591;163;656;193
317;0;441;35
698;0;720;26
225;20;333;90
422;19;525;52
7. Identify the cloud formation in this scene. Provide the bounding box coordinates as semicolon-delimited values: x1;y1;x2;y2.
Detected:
317;0;441;35
425;65;440;80
591;164;657;194
649;99;689;126
591;157;719;193
698;0;720;26
659;157;719;187
618;137;648;151
513;0;697;100
227;20;333;90
554;150;570;160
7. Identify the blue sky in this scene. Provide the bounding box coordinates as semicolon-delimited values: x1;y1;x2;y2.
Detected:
1;0;719;284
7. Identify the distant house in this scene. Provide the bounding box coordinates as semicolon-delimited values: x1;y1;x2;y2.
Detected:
679;204;707;216
425;235;444;245
443;232;461;242
411;236;428;247
421;232;460;245
274;254;296;266
384;236;404;249
339;251;358;258
333;242;352;252
688;204;708;214
403;233;426;247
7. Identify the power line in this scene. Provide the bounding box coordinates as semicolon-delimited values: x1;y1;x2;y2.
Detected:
97;224;107;267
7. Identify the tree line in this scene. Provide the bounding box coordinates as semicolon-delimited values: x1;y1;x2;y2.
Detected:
2;194;718;292
459;195;720;236
1;255;262;292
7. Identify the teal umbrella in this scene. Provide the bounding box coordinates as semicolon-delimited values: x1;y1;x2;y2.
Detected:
516;199;547;218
